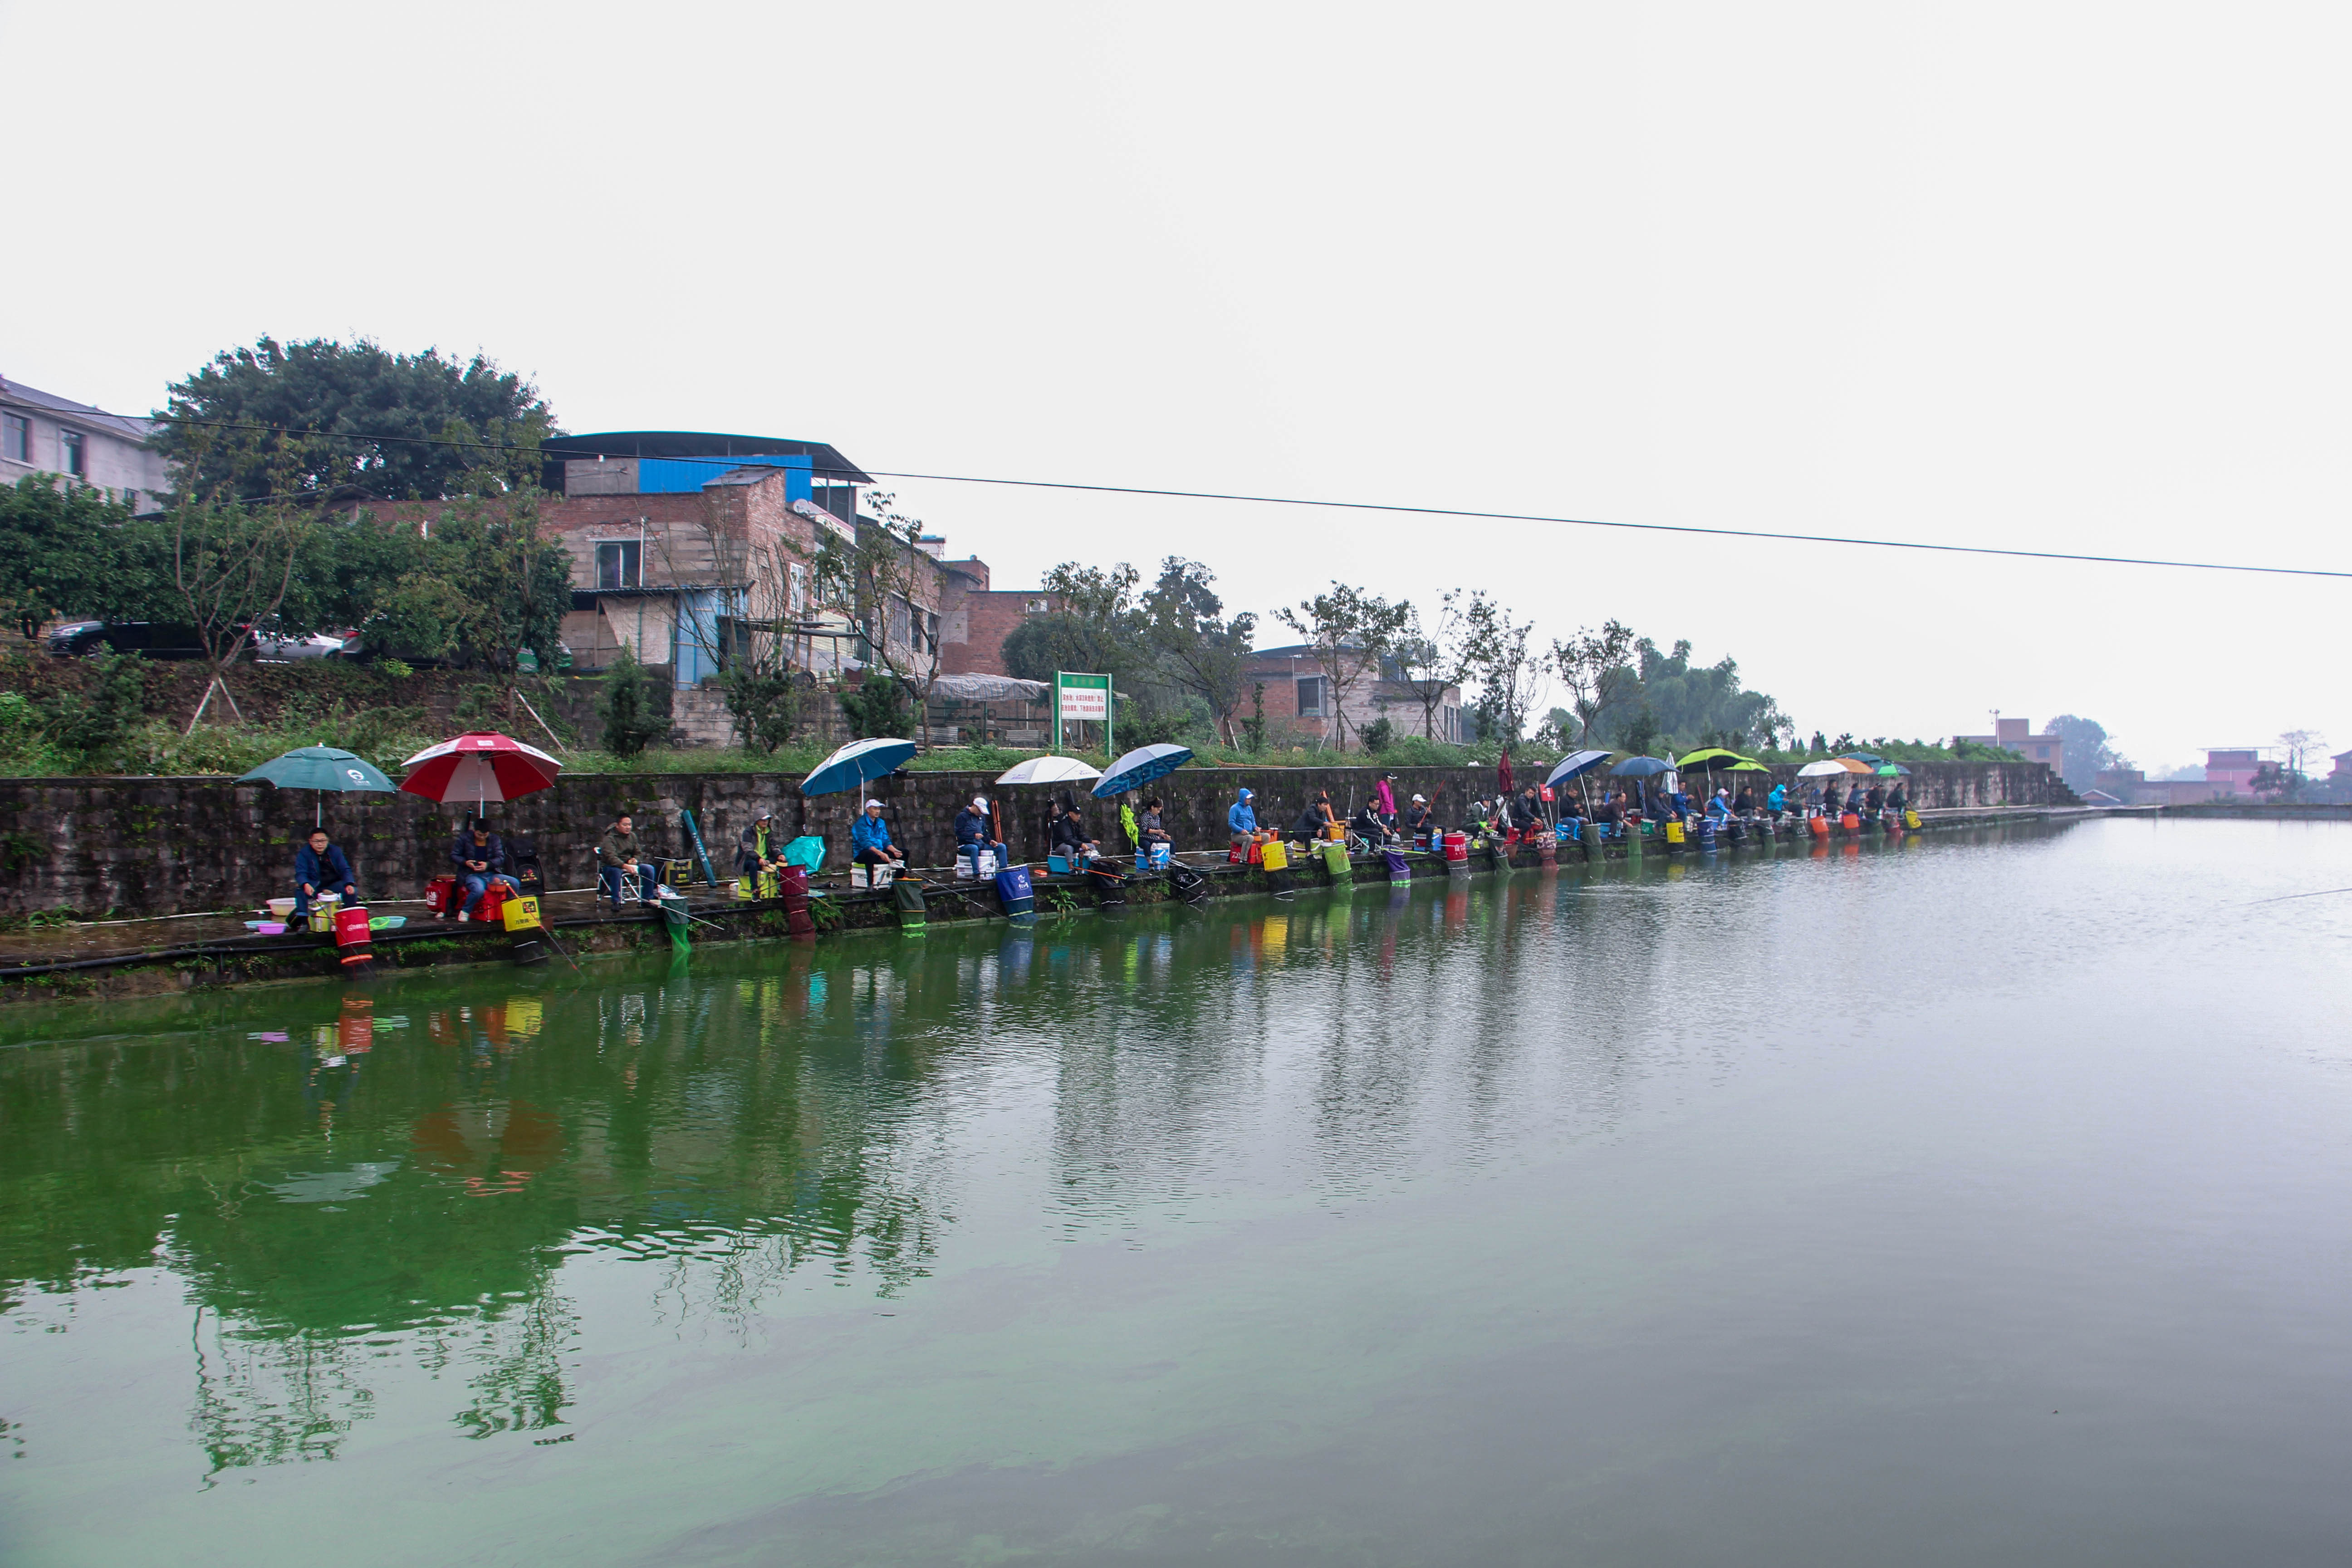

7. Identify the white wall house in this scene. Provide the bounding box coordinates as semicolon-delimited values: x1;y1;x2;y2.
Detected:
0;376;173;510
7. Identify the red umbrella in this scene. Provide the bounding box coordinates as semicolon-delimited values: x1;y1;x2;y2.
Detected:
400;731;563;811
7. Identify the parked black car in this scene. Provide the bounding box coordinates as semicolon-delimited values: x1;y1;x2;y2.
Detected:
44;621;209;659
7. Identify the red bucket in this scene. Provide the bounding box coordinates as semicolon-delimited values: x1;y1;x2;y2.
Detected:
1442;832;1469;863
334;904;374;967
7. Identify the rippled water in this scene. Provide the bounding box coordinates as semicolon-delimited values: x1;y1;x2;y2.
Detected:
5;819;2352;1565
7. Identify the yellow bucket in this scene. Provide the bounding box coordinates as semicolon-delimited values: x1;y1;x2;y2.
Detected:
500;894;542;933
1665;821;1686;845
1260;839;1289;872
1904;809;1921;829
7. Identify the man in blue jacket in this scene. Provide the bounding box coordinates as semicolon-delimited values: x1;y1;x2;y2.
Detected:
1227;788;1258;855
952;795;1005;872
852;799;906;870
451;819;521;922
294;828;356;921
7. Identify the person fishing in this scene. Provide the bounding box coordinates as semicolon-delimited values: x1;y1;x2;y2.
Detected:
293;828;357;923
1733;784;1757;817
597;812;642;906
1706;788;1732;824
738;808;783;890
450;817;521;922
1404;793;1437;843
1350;796;1387;846
1767;781;1788;821
1374;774;1400;833
1228;788;1259;859
1051;803;1101;864
1138;797;1172;853
851;799;906;871
1296;789;1340;840
953;794;1006;869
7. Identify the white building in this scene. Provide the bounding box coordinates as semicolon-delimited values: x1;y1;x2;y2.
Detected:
0;376;173;510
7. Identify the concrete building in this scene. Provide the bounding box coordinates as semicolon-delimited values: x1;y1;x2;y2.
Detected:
1953;716;2065;778
0;375;173;510
2202;748;2262;795
1244;644;1465;748
2092;768;2224;806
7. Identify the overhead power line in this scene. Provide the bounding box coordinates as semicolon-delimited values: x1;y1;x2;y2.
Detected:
141;413;2352;581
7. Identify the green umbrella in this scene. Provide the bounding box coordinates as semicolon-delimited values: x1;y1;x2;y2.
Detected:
238;745;397;826
1676;747;1760;769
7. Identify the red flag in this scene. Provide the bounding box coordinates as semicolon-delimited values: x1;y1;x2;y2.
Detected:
1498;750;1514;796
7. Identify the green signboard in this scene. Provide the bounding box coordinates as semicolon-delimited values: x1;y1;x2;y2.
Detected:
1051;671;1112;755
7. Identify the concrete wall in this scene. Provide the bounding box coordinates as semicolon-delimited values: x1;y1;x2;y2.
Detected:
0;759;2074;918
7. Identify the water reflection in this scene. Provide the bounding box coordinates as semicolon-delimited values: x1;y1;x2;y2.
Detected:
0;825;2073;1487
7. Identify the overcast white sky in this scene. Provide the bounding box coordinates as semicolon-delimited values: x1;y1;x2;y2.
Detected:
6;2;2346;772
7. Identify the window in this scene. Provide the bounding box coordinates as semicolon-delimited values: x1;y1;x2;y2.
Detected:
1296;675;1328;717
788;563;808;615
58;429;84;478
2;414;25;463
119;487;138;510
595;540;642;590
1024;598;1050;613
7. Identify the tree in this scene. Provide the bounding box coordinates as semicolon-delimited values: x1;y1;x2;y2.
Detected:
1391;595;1475;741
1001;562;1141;686
815;492;946;746
0;478;171;635
1551;620;1639;750
1620;637;1791;755
2043;715;2126;793
1453;592;1544;750
1273;582;1414;751
169;494;310;729
597;644;669;757
2277;728;2327;782
155;336;557;502
378;494;572;672
1141;558;1255;745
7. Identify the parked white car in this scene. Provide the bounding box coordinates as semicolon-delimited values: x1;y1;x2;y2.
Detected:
251;628;354;662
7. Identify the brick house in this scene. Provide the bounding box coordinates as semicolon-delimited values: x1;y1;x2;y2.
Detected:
931;553;1065;677
1953;716;2066;779
1243;644;1465;749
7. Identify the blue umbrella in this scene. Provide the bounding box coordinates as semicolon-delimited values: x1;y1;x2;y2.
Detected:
801;737;917;797
1544;749;1613;789
1608;755;1673;777
1093;743;1194;798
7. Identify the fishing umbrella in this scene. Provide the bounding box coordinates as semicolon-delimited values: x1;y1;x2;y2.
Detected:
238;745;397;827
1676;747;1759;770
399;731;562;814
994;755;1104;787
1874;763;1912;776
996;755;1104;862
1093;743;1192;799
1837;751;1886;766
801;737;918;798
1545;749;1613;789
1836;757;1876;774
1610;753;1675;814
1796;759;1852;779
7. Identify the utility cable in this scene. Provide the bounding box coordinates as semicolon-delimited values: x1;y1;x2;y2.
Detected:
135;413;2352;581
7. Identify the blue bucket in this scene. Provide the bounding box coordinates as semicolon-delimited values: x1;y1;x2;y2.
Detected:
994;863;1035;916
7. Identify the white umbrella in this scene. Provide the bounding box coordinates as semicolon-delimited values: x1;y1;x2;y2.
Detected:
993;755;1103;786
1796;759;1852;779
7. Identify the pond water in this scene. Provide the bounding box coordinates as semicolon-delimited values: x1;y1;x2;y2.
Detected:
5;820;2352;1565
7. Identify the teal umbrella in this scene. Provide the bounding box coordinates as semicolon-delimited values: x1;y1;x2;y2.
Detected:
238;745;397;826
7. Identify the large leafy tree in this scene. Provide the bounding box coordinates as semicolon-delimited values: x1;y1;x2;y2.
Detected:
1273;582;1414;751
0;478;172;634
2042;714;2124;792
1140;558;1254;745
156;337;558;502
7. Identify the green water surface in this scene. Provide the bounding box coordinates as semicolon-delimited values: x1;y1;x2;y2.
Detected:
5;820;2352;1565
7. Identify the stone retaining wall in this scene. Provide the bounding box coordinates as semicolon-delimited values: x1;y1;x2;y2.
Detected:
0;759;2073;917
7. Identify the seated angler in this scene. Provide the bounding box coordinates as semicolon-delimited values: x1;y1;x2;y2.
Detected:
953;795;1008;871
451;817;522;922
1050;803;1102;866
852;799;907;872
294;828;357;923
